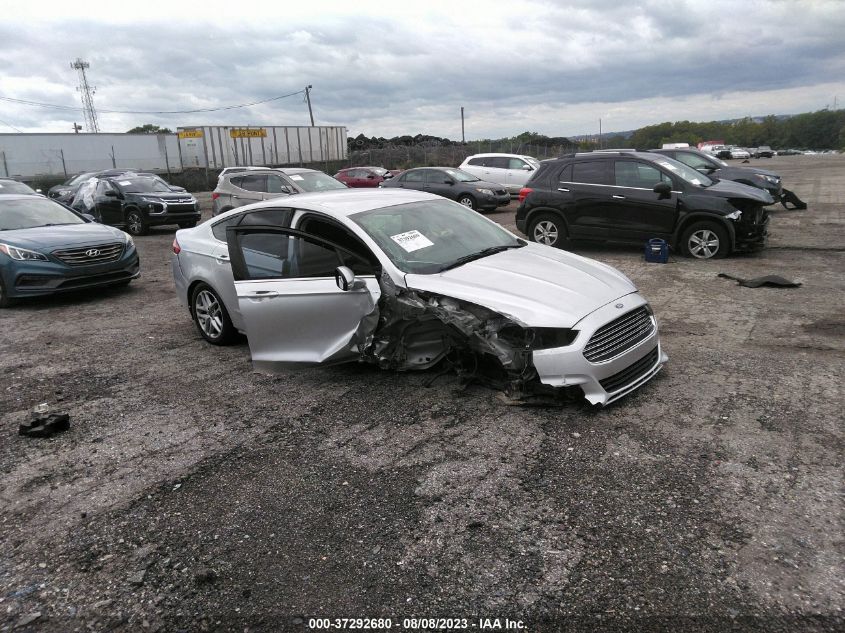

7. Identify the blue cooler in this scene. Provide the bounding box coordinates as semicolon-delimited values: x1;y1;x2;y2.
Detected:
644;238;669;263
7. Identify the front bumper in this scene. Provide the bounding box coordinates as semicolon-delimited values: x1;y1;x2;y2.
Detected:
145;203;201;226
3;249;140;299
479;192;512;210
531;293;668;406
733;214;770;253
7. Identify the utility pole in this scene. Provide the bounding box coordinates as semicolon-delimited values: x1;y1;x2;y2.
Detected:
70;58;100;133
72;122;82;134
304;85;315;126
599;118;602;149
461;107;465;143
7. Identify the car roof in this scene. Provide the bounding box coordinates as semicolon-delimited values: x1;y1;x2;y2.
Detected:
553;150;665;161
465;153;536;159
214;189;441;221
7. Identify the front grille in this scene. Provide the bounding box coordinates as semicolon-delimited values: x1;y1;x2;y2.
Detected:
584;306;654;363
600;346;659;393
52;242;124;266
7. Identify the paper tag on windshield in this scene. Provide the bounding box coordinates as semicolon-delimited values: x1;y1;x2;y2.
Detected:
119;180;132;186
390;229;434;252
289;174;304;181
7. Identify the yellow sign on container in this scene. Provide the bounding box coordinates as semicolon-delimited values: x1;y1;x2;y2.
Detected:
230;128;267;138
178;129;204;139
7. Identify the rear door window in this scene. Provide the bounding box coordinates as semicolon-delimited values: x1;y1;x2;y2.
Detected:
237;175;267;192
557;164;573;182
572;161;609;185
212;215;242;241
488;157;509;169
240;208;294;227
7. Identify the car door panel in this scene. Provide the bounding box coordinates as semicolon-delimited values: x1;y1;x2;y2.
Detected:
567;161;614;238
226;226;381;370
608;161;677;239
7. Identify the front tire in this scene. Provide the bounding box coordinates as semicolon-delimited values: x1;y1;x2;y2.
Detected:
681;221;730;259
457;194;476;210
191;283;236;345
125;209;148;236
528;213;566;248
0;276;16;308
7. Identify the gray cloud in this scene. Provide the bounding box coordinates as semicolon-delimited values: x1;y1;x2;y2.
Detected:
1;0;844;138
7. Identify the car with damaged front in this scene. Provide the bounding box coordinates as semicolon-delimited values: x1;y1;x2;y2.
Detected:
171;189;668;406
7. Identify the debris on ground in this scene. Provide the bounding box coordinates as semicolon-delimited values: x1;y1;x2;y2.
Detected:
18;409;71;438
717;273;802;288
781;188;808;210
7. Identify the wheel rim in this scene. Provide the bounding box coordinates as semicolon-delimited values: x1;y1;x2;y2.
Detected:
195;290;223;338
688;229;720;258
459;196;474;209
533;220;559;245
127;213;143;234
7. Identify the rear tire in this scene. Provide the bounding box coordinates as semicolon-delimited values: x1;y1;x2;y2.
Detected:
191;283;237;345
528;213;566;248
125;209;148;236
681;221;730;259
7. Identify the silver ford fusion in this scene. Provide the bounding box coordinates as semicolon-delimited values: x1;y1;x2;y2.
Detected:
171;189;667;405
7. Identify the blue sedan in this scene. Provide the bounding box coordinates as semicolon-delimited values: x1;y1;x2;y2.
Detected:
0;195;139;307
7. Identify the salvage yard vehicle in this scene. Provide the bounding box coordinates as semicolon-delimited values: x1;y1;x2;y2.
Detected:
171;189;667;406
516;151;772;259
379;167;510;212
212;168;347;216
334;166;395;187
650;147;801;207
458;153;541;194
72;174;201;235
0;178;41;196
0;195;139;307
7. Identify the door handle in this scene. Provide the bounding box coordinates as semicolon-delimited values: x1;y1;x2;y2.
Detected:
612;195;626;199
557;187;570;192
215;254;230;263
246;290;280;298
233;194;244;199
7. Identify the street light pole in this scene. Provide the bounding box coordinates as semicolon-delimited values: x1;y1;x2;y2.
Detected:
305;85;315;126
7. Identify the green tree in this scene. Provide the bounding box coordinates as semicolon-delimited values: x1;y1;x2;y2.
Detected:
126;124;173;134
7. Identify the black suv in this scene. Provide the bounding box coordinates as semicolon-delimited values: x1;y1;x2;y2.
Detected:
651;147;783;201
516;151;772;259
72;173;200;236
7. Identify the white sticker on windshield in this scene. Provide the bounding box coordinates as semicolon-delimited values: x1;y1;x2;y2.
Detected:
119;180;132;185
289;175;304;181
0;184;4;188
390;229;434;252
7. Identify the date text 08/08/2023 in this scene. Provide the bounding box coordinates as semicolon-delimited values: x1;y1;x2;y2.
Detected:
307;617;526;630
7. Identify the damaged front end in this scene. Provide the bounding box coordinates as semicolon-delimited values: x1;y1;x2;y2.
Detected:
359;272;583;403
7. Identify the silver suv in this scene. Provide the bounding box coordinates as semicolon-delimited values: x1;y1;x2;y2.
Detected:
211;167;347;216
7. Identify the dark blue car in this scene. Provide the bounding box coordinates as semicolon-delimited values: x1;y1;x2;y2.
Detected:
0;195;140;307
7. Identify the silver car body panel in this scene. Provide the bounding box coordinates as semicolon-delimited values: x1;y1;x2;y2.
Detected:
173;189;668;405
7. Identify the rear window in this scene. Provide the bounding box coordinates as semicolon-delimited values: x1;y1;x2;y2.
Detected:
572;161;608;185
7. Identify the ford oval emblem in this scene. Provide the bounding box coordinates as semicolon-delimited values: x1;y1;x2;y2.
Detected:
615;303;624;309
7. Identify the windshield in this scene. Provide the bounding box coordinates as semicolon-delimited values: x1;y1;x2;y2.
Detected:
525;157;541;168
653;157;713;187
66;172;97;186
351;199;522;274
443;168;479;182
115;177;172;193
0;180;36;195
286;171;347;192
0;197;86;230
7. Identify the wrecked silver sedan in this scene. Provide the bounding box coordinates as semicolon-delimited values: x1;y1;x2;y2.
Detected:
172;189;667;405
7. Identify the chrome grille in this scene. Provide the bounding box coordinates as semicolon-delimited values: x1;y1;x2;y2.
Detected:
584;306;654;363
53;242;124;266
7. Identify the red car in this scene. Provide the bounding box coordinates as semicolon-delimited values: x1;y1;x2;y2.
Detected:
334;166;396;187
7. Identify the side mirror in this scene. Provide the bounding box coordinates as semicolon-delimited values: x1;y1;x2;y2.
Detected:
521;165;532;170
104;190;118;197
367;174;376;179
653;182;672;198
335;266;356;291
81;213;96;222
444;178;455;185
383;172;393;179
36;188;43;193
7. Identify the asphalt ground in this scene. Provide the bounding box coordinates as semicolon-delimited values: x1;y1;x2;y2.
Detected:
0;154;842;632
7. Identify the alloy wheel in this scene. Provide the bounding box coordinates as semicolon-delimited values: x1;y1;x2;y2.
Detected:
458;196;475;209
688;229;720;258
194;289;223;339
127;212;144;235
533;220;559;245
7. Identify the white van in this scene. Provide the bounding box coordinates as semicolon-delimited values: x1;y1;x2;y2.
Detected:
458;153;540;194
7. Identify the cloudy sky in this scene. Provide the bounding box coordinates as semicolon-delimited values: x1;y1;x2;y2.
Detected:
1;0;844;139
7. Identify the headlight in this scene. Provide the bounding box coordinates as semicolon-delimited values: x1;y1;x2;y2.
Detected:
0;243;49;261
476;188;494;196
726;210;742;220
123;232;135;248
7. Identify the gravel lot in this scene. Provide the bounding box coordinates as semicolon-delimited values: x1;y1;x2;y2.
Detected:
1;155;842;632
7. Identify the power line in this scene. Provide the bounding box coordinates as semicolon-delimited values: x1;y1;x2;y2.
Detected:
0;89;306;115
0;117;23;132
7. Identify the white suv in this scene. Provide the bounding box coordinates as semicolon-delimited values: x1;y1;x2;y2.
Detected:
458;153;540;194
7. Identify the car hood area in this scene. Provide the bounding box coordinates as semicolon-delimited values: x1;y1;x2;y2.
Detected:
704;179;774;204
0;223;128;250
404;243;636;328
717;165;780;180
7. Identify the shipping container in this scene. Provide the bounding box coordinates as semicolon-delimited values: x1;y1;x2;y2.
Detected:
176;125;347;169
0;133;180;180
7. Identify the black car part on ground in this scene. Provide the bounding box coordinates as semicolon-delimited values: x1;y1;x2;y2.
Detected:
717;273;802;288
